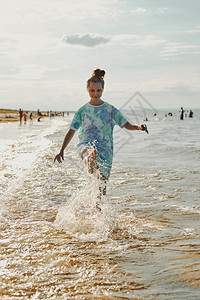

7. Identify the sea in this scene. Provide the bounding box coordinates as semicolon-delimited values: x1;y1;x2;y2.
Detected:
0;108;200;299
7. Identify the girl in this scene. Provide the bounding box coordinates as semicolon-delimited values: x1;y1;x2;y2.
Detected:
54;69;148;209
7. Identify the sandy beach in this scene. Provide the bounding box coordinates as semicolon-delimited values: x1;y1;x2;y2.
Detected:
0;109;59;123
0;110;37;123
0;110;18;123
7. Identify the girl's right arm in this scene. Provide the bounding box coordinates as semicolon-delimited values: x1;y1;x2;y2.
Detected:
123;122;148;133
54;129;75;163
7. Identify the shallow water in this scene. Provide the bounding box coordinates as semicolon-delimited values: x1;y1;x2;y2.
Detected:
0;110;200;299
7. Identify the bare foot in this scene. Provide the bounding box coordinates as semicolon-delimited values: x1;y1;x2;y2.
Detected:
88;149;97;174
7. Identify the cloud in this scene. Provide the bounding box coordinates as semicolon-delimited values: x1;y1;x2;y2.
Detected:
63;33;110;47
112;34;166;47
156;7;168;14
164;80;200;96
0;37;18;56
130;7;149;15
62;33;166;49
0;33;59;58
185;26;200;34
130;7;168;15
160;42;200;59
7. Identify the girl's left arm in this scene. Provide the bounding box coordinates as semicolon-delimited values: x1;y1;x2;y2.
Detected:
123;122;148;133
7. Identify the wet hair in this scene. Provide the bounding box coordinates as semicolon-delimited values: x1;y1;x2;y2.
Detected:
87;68;105;90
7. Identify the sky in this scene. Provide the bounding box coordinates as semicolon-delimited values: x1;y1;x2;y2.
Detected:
0;0;200;111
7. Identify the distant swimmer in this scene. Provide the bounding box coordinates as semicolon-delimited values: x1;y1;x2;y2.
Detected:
30;112;33;124
180;107;184;120
54;68;149;211
189;110;194;118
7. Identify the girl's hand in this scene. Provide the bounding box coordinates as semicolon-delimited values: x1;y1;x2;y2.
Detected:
54;151;64;163
140;124;149;134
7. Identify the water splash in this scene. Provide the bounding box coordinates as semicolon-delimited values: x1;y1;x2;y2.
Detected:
54;174;114;241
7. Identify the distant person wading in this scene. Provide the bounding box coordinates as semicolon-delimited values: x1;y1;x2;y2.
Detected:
180;107;184;120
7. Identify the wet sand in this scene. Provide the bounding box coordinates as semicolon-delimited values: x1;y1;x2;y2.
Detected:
0;111;37;123
0;110;48;123
0;111;19;123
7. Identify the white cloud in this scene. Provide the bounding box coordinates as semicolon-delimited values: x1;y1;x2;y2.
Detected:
0;37;18;56
111;34;166;47
185;26;200;34
63;34;110;47
130;7;149;15
0;0;123;28
112;77;199;94
156;7;168;14
0;33;58;57
160;42;200;59
130;6;168;16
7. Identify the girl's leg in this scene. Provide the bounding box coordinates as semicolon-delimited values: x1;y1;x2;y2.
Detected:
82;147;98;174
96;173;107;212
98;172;107;197
81;146;107;212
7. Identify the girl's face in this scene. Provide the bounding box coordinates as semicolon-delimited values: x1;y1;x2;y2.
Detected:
87;82;103;102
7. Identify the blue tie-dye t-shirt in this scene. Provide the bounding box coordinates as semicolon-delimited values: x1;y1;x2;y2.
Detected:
70;101;128;179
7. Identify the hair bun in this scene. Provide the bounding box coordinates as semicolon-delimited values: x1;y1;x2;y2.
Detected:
92;68;105;79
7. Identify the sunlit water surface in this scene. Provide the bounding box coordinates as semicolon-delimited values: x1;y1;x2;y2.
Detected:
0;110;200;299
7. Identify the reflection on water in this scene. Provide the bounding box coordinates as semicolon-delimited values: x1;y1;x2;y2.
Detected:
0;115;200;299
